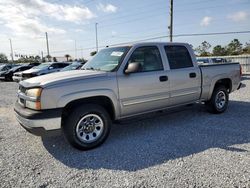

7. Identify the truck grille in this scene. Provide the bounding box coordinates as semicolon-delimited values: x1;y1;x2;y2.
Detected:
22;73;34;79
19;98;25;106
19;85;26;94
18;85;26;107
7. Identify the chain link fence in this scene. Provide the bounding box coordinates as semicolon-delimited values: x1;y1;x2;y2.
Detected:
203;55;250;73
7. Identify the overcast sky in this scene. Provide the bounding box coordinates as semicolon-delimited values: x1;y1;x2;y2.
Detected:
0;0;249;60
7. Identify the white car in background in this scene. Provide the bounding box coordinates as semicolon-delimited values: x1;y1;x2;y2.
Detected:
13;71;24;82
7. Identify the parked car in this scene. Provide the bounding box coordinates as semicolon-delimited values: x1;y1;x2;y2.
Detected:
1;63;40;81
0;64;18;80
21;62;69;80
14;42;242;150
12;71;23;82
197;57;228;64
12;63;41;82
211;58;228;63
60;62;84;72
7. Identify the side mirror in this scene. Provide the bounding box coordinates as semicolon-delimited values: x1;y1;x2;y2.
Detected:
48;66;53;70
124;62;141;74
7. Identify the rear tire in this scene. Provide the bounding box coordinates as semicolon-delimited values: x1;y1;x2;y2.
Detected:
206;85;229;114
62;104;111;150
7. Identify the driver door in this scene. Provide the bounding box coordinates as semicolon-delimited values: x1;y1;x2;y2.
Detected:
117;46;170;117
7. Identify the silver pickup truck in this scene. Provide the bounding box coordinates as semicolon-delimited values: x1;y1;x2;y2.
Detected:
14;42;242;150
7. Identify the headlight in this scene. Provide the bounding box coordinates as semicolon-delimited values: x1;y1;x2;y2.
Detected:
26;88;42;98
25;88;42;110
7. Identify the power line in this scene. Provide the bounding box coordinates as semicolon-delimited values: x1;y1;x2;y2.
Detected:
50;30;250;54
174;31;250;37
2;0;248;37
175;1;250;12
45;1;250;29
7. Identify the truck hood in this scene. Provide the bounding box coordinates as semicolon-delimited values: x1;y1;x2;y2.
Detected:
0;70;7;76
20;70;108;88
22;68;41;74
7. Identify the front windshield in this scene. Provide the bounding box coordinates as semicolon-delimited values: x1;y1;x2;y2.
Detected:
82;46;130;72
61;62;81;71
32;63;52;69
0;64;6;70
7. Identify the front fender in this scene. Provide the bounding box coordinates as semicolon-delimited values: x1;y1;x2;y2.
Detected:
56;89;120;119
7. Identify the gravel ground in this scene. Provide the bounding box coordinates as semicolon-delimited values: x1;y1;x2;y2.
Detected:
0;77;250;188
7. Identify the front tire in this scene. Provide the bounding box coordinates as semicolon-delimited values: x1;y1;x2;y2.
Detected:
206;85;229;114
62;104;111;150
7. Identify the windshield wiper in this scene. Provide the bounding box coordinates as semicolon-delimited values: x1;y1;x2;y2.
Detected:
82;67;101;71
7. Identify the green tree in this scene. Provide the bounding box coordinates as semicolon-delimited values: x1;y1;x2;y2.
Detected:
65;54;70;62
53;57;57;62
35;55;40;60
78;58;87;64
90;51;97;56
0;53;8;63
195;41;211;56
226;39;242;55
34;55;41;62
242;42;250;54
46;55;52;62
15;56;40;64
212;45;227;56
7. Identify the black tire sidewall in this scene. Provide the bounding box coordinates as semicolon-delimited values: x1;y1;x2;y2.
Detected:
63;104;111;150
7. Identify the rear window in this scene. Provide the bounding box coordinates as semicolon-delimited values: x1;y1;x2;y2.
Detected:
165;46;193;69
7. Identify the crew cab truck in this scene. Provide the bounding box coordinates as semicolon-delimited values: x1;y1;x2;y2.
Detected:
14;42;242;150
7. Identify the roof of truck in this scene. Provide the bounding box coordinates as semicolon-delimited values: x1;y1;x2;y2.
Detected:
106;42;191;48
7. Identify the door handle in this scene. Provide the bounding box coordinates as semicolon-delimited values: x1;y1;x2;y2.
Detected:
189;72;196;78
159;76;168;82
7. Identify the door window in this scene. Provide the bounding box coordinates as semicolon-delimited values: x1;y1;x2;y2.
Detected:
49;63;60;69
127;46;163;72
58;63;68;68
165;46;193;69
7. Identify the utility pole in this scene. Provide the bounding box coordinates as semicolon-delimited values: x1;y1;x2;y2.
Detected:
75;40;77;60
9;38;14;62
80;46;83;59
41;51;44;62
45;32;50;58
169;0;173;42
95;23;99;52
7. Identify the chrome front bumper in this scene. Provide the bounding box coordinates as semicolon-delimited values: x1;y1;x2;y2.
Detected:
15;111;61;131
12;76;22;82
14;102;62;136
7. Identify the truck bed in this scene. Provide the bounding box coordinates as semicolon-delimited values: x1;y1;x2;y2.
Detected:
199;62;241;101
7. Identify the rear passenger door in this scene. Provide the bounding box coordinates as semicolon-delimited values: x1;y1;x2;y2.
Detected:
164;45;201;106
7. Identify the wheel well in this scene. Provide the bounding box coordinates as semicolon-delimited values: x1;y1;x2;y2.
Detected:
62;96;115;123
214;78;232;93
